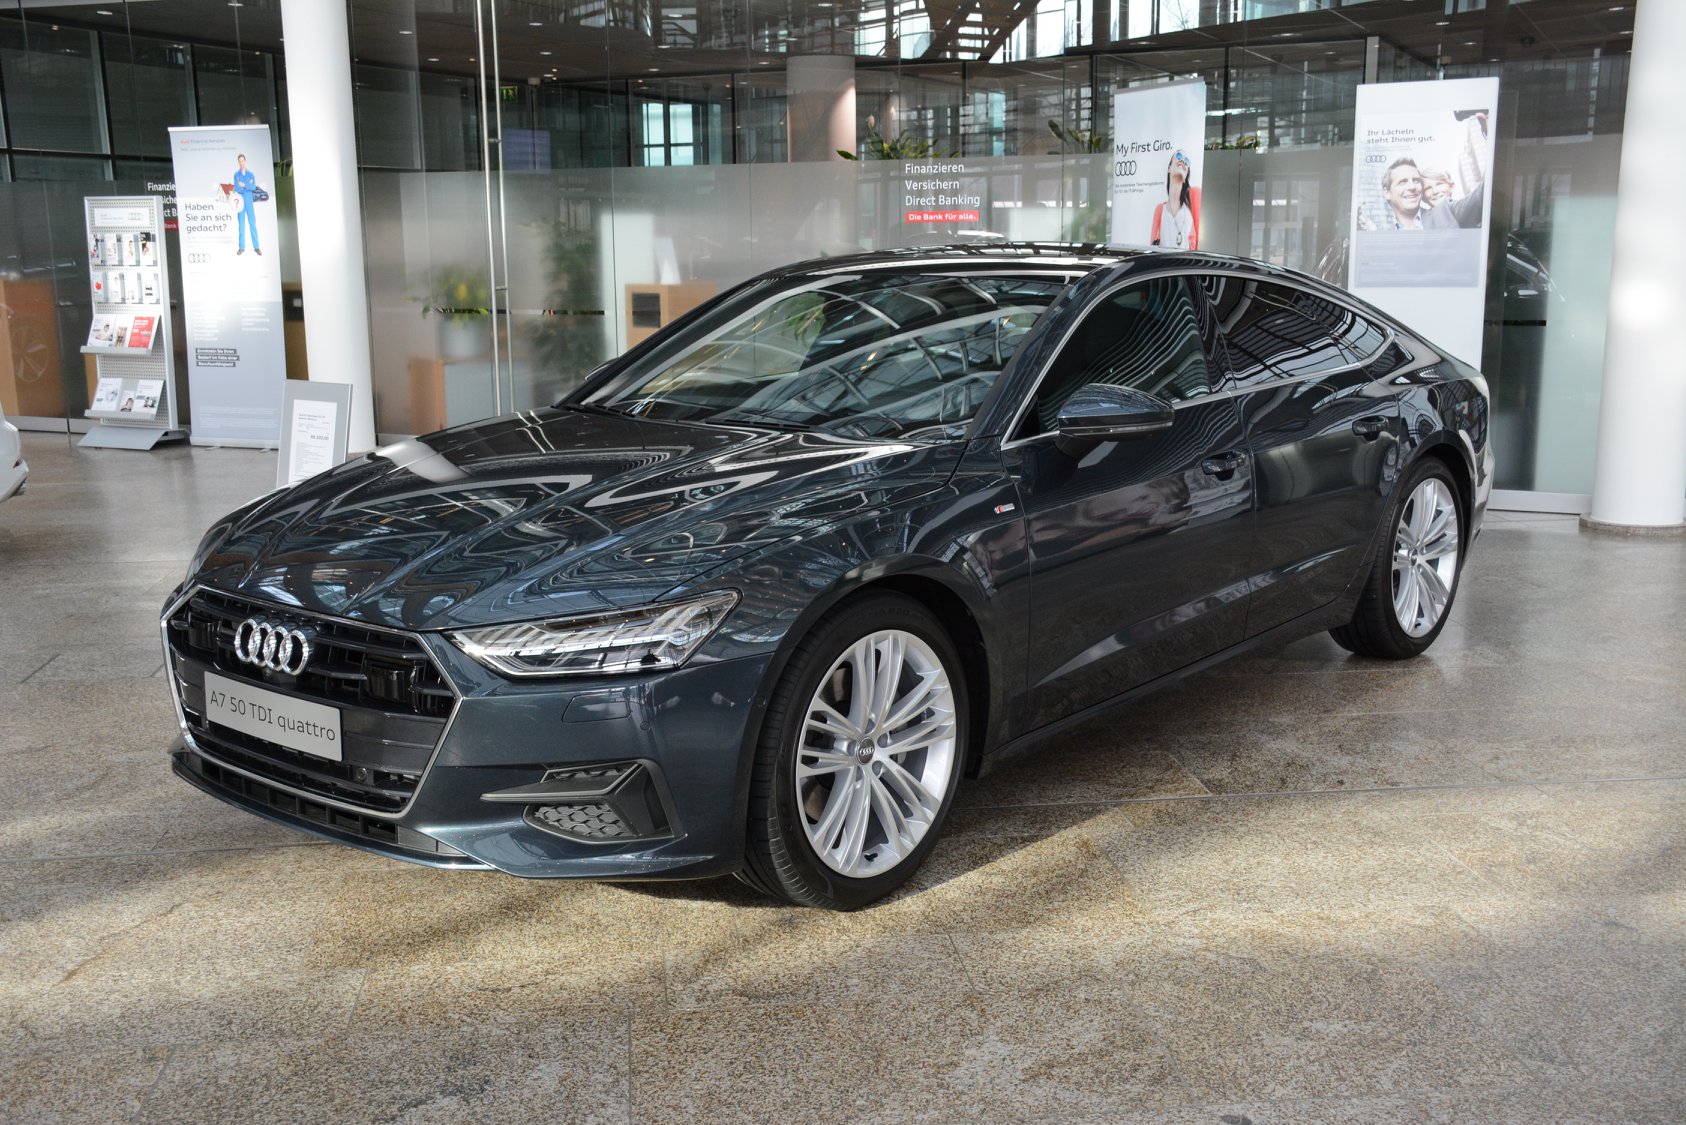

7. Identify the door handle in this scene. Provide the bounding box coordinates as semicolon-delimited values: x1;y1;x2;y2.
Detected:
1352;415;1388;441
1200;450;1246;480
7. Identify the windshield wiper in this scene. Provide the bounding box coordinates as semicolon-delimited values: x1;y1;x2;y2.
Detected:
709;412;811;433
557;400;626;417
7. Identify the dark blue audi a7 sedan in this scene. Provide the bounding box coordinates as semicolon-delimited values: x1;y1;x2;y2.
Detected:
163;244;1490;908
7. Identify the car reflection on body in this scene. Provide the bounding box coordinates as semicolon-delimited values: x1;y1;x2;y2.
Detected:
163;244;1491;909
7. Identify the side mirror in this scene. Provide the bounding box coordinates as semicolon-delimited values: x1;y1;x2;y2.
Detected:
1055;384;1174;441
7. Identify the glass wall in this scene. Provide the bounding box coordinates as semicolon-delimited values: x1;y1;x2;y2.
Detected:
0;0;1639;503
0;3;292;429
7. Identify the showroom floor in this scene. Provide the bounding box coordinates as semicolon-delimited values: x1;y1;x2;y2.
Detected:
0;432;1681;1124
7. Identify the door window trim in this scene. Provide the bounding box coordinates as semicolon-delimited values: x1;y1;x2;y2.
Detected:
999;273;1221;451
998;266;1404;452
1193;269;1400;390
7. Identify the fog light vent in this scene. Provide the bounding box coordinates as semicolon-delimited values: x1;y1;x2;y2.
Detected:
530;801;633;839
480;759;679;846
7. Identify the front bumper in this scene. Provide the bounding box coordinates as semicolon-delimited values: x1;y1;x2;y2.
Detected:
0;461;25;502
164;587;773;880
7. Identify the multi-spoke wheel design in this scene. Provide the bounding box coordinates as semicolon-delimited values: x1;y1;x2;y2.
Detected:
1332;458;1465;660
796;630;958;878
1391;477;1461;637
741;594;968;909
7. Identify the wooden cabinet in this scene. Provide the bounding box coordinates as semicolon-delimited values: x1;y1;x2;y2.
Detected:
624;283;716;348
0;277;67;417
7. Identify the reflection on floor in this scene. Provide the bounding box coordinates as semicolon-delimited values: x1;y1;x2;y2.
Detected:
1;432;1681;1122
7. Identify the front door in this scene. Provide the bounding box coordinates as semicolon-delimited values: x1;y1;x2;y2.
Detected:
1007;274;1254;731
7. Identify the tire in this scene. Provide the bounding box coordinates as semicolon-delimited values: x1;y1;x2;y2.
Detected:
1332;457;1464;660
739;593;967;909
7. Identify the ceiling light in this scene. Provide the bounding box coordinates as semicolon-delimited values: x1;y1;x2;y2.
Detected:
1434;19;1449;25
399;29;412;35
540;50;551;56
529;20;542;26
427;57;439;62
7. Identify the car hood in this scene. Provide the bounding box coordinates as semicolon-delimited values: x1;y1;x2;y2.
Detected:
191;408;960;631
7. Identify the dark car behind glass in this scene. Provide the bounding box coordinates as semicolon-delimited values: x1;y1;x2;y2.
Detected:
163;244;1490;908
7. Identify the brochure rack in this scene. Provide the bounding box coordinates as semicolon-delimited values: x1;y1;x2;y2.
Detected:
80;196;185;449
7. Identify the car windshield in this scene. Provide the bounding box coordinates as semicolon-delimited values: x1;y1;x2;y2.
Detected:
582;271;1070;440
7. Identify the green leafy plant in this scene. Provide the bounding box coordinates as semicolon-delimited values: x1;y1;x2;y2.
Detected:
417;264;491;324
1205;134;1262;151
526;220;606;397
1063;203;1110;245
1047;121;1110;154
837;118;960;161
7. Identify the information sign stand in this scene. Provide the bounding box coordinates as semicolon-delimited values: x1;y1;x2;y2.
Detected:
277;381;353;489
79;196;185;450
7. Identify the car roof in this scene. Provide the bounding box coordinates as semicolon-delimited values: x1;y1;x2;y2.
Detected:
766;242;1136;277
768;242;1343;290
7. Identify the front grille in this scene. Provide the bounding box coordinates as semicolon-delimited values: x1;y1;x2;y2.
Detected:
168;589;453;718
165;589;455;814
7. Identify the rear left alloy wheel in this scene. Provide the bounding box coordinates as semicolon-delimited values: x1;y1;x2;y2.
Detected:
741;594;966;909
1332;458;1464;659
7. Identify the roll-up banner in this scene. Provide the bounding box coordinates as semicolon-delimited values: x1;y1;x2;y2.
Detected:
1110;81;1207;251
1348;78;1500;365
168;124;287;446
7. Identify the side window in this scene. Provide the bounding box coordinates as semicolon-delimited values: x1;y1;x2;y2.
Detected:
1200;276;1369;388
1325;304;1388;364
1024;277;1214;436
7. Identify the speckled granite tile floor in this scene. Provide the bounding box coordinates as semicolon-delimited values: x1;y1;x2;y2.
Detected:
1;432;1681;1123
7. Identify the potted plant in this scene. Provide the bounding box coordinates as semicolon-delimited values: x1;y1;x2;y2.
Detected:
419;264;492;360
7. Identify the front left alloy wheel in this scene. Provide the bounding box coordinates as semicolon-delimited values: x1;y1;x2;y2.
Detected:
741;594;966;909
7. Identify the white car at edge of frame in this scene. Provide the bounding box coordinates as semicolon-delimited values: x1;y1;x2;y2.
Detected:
0;403;28;503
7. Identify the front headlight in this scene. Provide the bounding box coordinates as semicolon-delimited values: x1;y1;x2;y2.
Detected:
446;590;740;678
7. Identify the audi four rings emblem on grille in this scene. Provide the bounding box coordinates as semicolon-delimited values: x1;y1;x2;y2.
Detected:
232;618;315;675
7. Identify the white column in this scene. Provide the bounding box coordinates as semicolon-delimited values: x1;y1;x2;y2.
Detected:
1586;0;1686;529
786;56;857;162
279;0;377;453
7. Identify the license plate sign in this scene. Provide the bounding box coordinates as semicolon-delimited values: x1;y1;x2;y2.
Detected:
203;672;343;762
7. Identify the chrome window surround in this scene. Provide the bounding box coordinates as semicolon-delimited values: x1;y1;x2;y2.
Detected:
159;583;465;823
997;267;1399;451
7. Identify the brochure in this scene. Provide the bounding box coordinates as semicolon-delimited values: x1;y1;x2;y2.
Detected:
131;379;163;414
127;315;157;351
90;377;124;412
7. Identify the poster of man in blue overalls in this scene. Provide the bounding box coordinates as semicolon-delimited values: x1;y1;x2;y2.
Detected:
169;123;286;445
232;154;262;256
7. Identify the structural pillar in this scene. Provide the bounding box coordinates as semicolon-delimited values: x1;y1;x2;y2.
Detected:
279;0;377;454
786;56;857;162
1584;0;1686;531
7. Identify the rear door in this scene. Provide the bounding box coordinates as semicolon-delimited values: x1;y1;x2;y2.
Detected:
1195;274;1405;634
1005;274;1254;731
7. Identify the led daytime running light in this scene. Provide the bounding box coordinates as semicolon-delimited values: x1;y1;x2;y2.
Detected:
448;591;739;678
